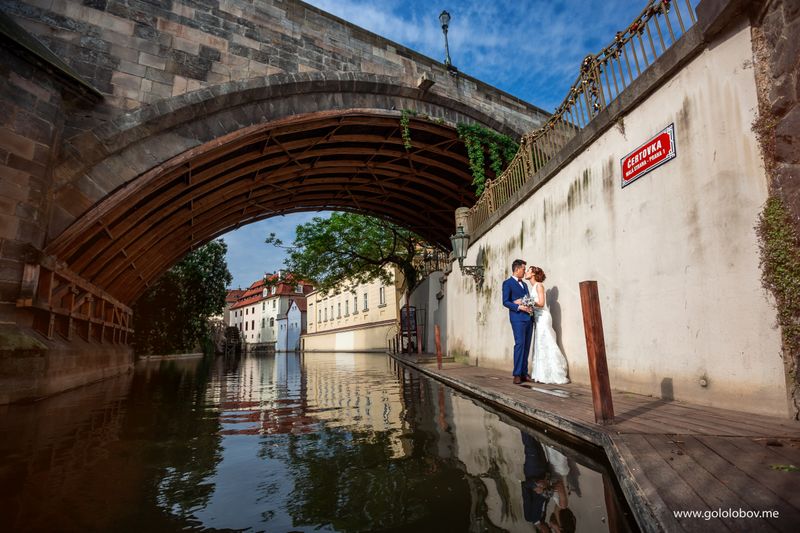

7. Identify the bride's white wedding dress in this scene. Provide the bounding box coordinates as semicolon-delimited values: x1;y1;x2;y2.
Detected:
528;282;570;384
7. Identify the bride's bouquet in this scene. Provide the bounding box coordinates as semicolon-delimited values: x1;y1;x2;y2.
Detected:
521;295;536;316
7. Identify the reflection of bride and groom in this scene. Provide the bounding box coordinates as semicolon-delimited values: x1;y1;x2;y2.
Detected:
502;259;569;385
521;431;577;532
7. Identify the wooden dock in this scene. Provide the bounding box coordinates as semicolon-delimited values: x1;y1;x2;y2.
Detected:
389;354;800;533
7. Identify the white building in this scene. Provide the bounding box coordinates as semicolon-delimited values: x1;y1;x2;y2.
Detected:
302;267;403;352
228;273;312;350
276;299;306;352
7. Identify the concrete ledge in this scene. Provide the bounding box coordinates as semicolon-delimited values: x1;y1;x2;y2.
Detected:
0;325;133;404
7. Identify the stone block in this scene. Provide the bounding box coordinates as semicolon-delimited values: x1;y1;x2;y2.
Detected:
0;215;19;240
117;59;148;78
111;71;143;92
775;104;800;164
199;44;221;62
139;51;166;70
0;280;22;302
0;128;36;160
0;259;24;283
0;196;15;218
6;154;46;180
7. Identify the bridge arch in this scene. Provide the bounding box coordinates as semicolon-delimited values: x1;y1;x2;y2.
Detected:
45;73;526;303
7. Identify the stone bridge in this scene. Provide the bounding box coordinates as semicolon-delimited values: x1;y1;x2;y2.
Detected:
0;0;548;402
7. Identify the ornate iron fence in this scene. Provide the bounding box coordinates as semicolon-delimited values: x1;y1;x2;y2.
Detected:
465;0;696;231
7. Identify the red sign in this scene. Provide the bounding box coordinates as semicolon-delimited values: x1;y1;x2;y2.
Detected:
621;124;676;188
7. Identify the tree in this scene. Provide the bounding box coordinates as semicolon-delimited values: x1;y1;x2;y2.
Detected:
265;213;436;294
132;240;232;355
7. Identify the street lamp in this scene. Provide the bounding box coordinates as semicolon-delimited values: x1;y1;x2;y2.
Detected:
439;10;453;68
449;225;484;285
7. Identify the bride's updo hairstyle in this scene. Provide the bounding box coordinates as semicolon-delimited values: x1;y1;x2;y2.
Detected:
531;266;546;282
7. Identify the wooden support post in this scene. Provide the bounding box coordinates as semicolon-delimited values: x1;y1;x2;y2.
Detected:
434;324;443;369
579;280;614;424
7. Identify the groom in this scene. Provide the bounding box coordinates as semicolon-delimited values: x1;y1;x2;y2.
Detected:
502;259;534;384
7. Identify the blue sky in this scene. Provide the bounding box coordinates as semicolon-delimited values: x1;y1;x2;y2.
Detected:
222;0;691;288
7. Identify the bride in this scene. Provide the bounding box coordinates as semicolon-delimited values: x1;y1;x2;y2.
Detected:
523;266;570;385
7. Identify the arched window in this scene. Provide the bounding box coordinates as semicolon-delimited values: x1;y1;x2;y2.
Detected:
269;317;274;327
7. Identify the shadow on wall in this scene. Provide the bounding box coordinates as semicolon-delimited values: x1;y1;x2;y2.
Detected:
661;377;674;401
546;286;565;354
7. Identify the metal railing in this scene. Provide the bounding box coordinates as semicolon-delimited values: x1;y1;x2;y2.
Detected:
465;0;696;231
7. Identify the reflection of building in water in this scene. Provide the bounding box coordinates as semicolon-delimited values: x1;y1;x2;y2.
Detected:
206;353;408;457
447;395;612;532
301;353;410;459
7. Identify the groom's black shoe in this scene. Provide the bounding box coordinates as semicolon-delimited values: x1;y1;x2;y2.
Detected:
513;376;522;385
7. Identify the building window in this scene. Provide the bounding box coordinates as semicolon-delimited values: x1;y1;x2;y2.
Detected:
295;284;303;293
353;294;358;313
363;292;368;311
262;302;265;310
245;321;248;331
379;286;386;306
262;318;265;328
319;309;322;322
324;308;327;321
330;305;333;320
251;320;254;330
269;317;274;327
337;303;341;318
345;300;349;316
245;308;248;315
273;300;276;309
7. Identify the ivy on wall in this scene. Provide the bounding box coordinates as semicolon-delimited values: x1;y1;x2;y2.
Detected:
757;195;800;416
456;123;518;196
399;111;519;196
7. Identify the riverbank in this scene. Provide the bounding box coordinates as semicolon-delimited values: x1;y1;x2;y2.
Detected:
388;353;800;533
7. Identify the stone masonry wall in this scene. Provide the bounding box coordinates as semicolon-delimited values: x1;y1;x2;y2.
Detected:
753;0;800;224
0;44;64;325
4;0;545;143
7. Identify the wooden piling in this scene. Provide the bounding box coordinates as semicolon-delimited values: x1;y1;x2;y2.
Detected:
434;324;442;369
579;280;614;424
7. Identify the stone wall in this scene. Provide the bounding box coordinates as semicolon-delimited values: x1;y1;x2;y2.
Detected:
0;41;63;325
753;0;800;222
4;0;546;144
445;10;789;416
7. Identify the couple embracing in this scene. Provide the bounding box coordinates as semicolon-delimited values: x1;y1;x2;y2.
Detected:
502;259;570;385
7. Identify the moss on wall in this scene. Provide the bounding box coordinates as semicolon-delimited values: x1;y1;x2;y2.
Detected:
757;196;800;418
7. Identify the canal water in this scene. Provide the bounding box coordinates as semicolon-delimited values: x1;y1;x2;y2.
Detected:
0;353;638;532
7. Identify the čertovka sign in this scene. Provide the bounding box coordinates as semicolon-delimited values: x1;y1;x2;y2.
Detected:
621;124;676;188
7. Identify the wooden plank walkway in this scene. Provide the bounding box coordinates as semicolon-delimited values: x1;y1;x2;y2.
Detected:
389;354;800;533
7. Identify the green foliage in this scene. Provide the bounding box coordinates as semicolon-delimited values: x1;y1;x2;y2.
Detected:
757;196;800;381
400;109;415;151
770;464;799;472
456;124;518;196
133;240;232;355
266;212;432;294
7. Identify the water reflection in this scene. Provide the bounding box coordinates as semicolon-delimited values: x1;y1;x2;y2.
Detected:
0;352;636;532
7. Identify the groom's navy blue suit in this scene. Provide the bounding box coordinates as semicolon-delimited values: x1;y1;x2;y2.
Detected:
502;276;534;378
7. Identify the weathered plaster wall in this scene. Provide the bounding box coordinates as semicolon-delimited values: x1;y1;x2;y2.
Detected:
447;20;787;416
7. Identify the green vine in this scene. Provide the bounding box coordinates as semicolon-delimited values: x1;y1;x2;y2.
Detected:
757;196;800;401
456;123;519;196
400;109;416;151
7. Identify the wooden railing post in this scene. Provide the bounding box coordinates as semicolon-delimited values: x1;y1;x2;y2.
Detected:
434;324;442;369
579;280;614;424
